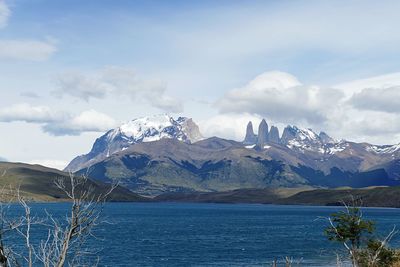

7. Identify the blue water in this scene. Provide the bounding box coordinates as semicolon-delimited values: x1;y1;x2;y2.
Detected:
7;203;400;266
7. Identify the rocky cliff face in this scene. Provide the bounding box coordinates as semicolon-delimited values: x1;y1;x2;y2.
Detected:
281;126;297;145
243;121;257;145
257;119;269;147
244;120;339;153
269;126;280;143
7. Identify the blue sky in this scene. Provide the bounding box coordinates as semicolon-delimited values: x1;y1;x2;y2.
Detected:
2;0;400;169
6;0;400;83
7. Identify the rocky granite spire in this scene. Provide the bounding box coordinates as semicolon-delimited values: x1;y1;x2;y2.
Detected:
257;119;269;146
268;126;280;143
243;121;257;144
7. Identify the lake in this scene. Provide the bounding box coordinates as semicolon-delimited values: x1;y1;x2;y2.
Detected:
9;203;400;266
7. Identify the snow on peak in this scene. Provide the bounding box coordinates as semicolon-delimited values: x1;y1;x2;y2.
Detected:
284;126;344;154
367;143;400;154
119;114;174;139
295;127;319;141
108;114;202;144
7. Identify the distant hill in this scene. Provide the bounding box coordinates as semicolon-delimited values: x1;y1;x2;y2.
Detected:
280;186;400;207
154;187;308;204
0;162;148;202
155;186;400;208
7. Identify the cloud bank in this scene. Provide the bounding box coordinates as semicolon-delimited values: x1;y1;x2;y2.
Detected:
53;66;183;113
42;110;117;136
0;103;62;123
199;113;263;141
350;86;400;113
0;1;56;61
208;71;400;144
0;104;117;136
0;40;57;61
217;71;344;125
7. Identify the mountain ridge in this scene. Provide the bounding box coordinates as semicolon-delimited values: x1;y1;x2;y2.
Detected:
65;115;400;196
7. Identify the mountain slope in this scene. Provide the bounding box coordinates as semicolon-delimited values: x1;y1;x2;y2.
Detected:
65;115;203;172
66;115;400;196
78;138;309;196
0;162;147;202
78;137;399;196
243;120;400;179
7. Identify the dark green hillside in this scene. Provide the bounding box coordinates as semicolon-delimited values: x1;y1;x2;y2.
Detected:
155;186;400;208
78;137;400;197
0;162;147;202
79;138;310;196
281;186;400;207
154;187;309;203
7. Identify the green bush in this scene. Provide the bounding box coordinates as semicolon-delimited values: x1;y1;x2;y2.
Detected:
358;239;399;267
324;201;398;267
325;205;374;250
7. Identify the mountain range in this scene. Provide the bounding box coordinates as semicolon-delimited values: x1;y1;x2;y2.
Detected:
63;114;400;196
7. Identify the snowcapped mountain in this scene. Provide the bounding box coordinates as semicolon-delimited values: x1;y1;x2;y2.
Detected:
366;144;400;155
243;119;347;155
243;119;400;158
280;126;348;155
107;115;202;146
64;115;203;172
241;119;400;178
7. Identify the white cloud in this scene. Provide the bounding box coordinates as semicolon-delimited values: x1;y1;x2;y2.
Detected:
349;86;400;113
216;71;344;125
0;2;57;61
0;104;117;136
145;91;183;113
0;103;63;123
53;66;183;113
334;72;400;99
42;109;118;136
210;71;400;145
28;159;68;170
199;113;263;141
0;40;57;61
54;72;111;101
0;0;10;28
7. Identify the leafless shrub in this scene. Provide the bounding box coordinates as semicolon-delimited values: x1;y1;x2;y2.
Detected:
0;173;117;267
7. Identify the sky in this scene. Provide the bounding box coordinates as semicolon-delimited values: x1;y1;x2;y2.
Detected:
2;0;400;169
